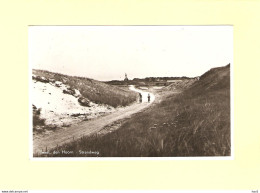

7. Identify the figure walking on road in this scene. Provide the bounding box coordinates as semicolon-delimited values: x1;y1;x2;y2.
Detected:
139;93;142;103
148;93;150;103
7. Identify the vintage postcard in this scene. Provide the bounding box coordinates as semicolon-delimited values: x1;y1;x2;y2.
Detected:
29;25;233;158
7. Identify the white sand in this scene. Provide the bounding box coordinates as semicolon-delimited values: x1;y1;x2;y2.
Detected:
153;86;164;90
32;80;115;126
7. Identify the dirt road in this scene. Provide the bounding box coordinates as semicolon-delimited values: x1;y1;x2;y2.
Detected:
33;85;155;154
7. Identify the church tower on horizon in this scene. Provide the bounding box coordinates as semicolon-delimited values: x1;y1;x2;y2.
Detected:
124;73;128;81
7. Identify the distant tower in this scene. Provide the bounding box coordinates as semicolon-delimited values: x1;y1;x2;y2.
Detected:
124;73;128;81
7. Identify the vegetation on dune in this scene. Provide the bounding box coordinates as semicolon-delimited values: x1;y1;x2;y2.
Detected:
33;105;57;133
36;64;230;157
33;106;45;130
33;70;137;107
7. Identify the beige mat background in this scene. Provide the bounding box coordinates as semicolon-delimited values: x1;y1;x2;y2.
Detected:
0;0;259;190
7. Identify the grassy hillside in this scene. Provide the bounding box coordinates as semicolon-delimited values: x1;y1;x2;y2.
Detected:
40;64;230;157
33;69;137;107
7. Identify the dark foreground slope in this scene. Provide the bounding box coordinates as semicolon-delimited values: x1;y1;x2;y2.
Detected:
45;64;230;157
33;69;137;107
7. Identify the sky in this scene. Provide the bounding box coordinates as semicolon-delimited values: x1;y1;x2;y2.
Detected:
29;26;233;81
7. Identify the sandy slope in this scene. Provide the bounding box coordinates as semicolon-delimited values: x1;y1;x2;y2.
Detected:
33;85;155;154
33;79;116;127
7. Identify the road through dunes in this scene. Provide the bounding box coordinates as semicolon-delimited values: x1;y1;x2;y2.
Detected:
33;85;155;154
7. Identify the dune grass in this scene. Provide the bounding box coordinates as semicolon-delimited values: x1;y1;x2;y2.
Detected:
33;107;45;130
36;65;230;157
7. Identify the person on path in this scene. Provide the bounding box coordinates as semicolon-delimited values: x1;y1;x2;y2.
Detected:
148;93;150;103
139;93;142;103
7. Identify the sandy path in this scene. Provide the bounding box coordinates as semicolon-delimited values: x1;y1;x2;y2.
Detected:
33;85;155;154
129;85;155;103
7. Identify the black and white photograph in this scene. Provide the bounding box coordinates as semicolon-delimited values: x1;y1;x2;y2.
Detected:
30;25;232;158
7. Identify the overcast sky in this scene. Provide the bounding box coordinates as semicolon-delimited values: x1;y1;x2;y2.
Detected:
29;26;233;81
